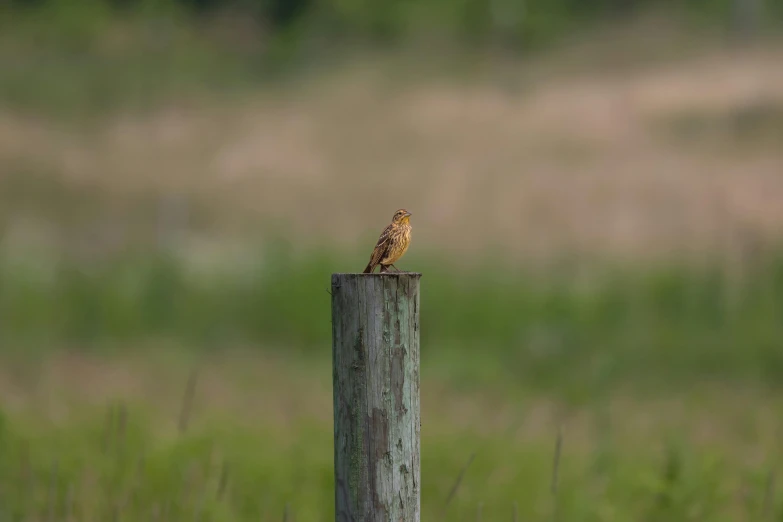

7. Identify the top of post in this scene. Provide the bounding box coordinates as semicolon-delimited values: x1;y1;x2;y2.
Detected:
331;272;422;287
331;272;422;278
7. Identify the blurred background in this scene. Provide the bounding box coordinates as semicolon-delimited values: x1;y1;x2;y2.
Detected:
1;0;783;520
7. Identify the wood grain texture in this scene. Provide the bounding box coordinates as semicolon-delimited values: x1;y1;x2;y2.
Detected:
331;272;421;522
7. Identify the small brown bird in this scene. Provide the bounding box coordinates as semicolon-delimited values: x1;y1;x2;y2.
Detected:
363;209;412;274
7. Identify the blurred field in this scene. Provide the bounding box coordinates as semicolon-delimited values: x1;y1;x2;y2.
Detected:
2;5;783;520
0;349;781;520
3;34;783;261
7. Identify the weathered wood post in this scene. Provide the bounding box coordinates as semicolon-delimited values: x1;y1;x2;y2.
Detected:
331;272;421;521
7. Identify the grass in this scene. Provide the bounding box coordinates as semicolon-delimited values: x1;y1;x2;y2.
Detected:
1;241;780;519
0;349;780;521
0;8;282;120
1;223;781;520
0;3;765;121
2;245;783;394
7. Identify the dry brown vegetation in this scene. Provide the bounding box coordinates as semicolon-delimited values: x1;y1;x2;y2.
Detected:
2;43;783;265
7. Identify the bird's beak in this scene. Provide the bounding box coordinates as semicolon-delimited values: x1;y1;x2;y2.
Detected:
404;211;412;217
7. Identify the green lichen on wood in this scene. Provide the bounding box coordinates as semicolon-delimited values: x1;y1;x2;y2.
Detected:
332;272;422;522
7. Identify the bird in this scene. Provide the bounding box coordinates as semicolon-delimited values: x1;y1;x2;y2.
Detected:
363;209;412;274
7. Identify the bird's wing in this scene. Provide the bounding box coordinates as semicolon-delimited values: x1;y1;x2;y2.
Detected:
368;224;394;267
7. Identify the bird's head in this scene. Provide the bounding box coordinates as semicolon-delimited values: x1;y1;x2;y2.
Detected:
392;208;412;224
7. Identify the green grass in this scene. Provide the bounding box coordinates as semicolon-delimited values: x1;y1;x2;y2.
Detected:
0;21;265;119
1;245;782;520
2;1;779;120
2;245;783;394
0;386;780;522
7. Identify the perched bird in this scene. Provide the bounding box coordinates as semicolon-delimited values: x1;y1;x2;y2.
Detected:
363;209;412;274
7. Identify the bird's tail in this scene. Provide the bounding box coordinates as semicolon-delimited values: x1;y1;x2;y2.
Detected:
363;263;374;274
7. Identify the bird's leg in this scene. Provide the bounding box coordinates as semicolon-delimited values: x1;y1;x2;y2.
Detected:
389;264;401;272
379;265;389;273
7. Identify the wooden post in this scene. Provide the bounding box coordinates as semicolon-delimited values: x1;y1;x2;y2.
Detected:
331;272;422;522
